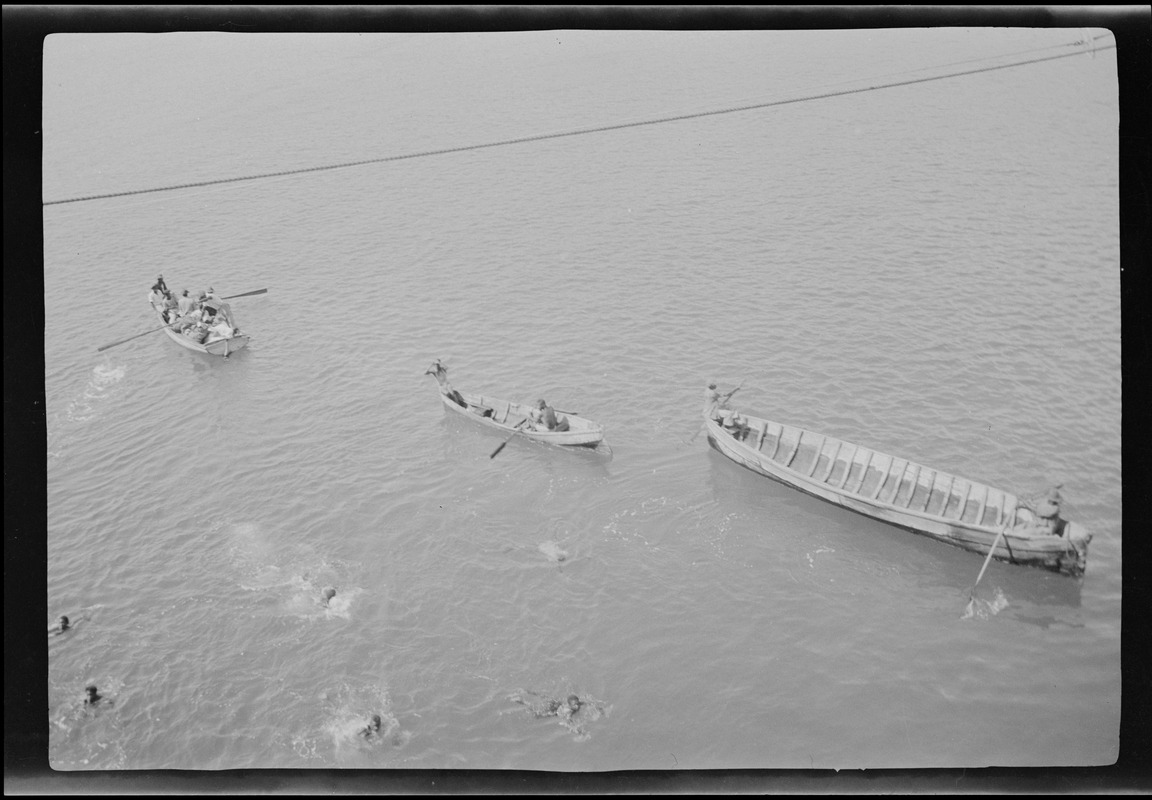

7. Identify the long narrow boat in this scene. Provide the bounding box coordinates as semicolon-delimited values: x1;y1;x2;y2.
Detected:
153;306;250;358
703;398;1091;576
427;362;605;449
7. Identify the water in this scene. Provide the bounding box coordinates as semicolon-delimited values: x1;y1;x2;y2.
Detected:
40;29;1120;773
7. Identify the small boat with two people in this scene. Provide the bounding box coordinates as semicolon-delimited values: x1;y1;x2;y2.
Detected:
703;382;1091;576
426;360;606;452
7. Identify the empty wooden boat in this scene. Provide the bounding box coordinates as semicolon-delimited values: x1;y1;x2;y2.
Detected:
703;396;1091;576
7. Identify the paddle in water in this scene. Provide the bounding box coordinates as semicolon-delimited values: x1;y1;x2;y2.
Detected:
95;289;268;352
490;419;528;459
962;515;1012;619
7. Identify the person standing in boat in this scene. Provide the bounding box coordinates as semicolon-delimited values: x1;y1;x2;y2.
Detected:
425;360;467;408
177;289;196;317
705;380;741;420
162;290;180;323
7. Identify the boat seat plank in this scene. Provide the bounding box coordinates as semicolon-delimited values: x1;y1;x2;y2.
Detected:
849;450;874;495
916;470;937;511
755;421;768;450
952;482;972;520
834;446;859;489
820;440;843;483
967;484;989;525
806;435;827;477
872;457;899;500
930;474;956;518
895;463;921;507
768;427;783;460
783;432;803;468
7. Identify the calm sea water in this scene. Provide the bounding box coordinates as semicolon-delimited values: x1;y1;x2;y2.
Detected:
42;29;1120;773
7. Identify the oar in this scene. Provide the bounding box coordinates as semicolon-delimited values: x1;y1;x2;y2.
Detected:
95;289;267;352
490;419;528;459
220;288;267;300
962;513;1013;618
96;322;179;352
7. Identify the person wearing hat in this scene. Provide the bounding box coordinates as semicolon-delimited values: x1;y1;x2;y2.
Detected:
177;289;195;316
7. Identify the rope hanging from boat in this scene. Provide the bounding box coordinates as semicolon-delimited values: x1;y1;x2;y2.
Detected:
42;36;1113;208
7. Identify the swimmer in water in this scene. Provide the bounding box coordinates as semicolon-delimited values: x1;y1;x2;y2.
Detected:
321;587;336;607
513;691;583;719
84;685;102;706
358;714;382;738
48;615;70;636
558;694;583;719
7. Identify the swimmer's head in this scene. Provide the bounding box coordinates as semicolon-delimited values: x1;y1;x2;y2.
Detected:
59;615;69;626
566;694;581;710
372;714;382;728
85;685;98;696
322;587;336;602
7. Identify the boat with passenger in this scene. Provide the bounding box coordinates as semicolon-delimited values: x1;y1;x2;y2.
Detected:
703;384;1091;576
150;283;250;358
426;360;605;449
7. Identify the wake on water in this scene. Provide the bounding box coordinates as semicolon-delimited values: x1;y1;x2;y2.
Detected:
229;522;363;619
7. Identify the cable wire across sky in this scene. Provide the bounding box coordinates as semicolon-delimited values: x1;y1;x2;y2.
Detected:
42;37;1113;208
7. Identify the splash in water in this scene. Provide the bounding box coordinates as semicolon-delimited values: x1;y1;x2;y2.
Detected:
538;541;569;563
507;689;610;741
961;587;1010;620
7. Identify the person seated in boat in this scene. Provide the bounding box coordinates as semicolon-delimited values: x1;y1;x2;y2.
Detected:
202;287;228;321
184;319;210;343
1020;485;1067;537
424;360;467;408
153;274;169;293
148;285;166;310
177;306;204;331
534;399;570;432
720;408;751;441
205;315;234;343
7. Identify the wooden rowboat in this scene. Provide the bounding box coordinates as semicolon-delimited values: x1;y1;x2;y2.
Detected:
703;398;1091;576
438;390;605;448
153;306;250;358
427;362;605;449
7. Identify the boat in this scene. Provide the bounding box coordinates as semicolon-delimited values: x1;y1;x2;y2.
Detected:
426;361;605;449
152;301;250;358
703;394;1091;576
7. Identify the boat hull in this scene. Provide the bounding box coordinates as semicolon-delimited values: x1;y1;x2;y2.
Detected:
155;309;250;357
704;409;1090;576
440;391;604;448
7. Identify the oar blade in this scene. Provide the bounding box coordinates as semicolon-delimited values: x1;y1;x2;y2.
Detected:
221;288;268;300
